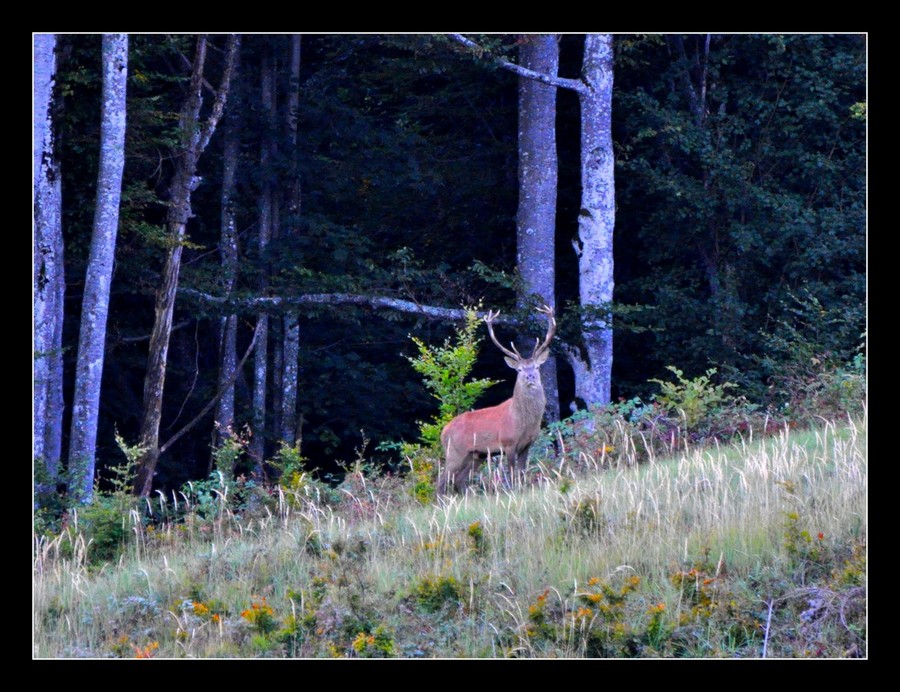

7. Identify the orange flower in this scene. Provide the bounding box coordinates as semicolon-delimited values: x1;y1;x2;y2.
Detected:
132;641;159;658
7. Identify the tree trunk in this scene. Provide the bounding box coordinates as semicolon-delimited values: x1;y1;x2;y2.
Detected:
281;35;302;446
567;34;615;408
135;35;238;496
67;34;129;503
448;33;616;409
213;43;241;454
33;33;65;481
249;45;276;472
516;34;560;422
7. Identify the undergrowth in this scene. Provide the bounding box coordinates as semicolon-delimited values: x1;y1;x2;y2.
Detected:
34;411;866;658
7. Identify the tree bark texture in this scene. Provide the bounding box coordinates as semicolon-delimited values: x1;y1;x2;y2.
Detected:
568;34;615;408
214;43;241;452
450;34;616;409
135;35;238;496
249;45;276;471
68;34;129;502
33;33;64;479
280;34;302;446
516;34;560;422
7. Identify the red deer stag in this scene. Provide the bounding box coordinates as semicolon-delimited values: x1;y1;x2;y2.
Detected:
438;305;556;493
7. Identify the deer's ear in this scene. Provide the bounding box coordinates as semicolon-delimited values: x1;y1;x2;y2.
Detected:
504;356;520;370
532;349;550;366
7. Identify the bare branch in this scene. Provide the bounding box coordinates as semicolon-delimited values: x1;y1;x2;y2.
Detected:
159;318;261;454
179;288;518;324
447;34;585;94
197;34;240;154
118;321;191;344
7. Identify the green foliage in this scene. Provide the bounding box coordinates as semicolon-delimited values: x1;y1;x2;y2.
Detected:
179;472;231;521
397;442;439;504
34;460;66;536
111;429;145;496
407;307;498;448
614;34;865;395
70;496;134;566
467;520;488;556
268;441;326;508
668;563;762;655
241;597;279;634
561;494;608;536
211;426;251;479
519;576;649;657
754;291;866;420
351;625;396;658
649;366;737;429
413;575;463;613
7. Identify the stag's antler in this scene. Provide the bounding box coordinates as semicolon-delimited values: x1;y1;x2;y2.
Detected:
485;306;556;362
484;309;523;360
531;305;556;359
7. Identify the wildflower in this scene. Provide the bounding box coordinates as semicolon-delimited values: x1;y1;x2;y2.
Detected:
352;632;376;653
132;641;159;658
572;606;593;621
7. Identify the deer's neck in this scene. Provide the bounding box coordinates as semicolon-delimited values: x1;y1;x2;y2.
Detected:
513;380;546;425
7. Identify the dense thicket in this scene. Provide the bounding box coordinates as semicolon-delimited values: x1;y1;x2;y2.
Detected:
36;34;865;498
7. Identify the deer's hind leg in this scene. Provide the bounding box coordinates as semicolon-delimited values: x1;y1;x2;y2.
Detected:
440;442;479;494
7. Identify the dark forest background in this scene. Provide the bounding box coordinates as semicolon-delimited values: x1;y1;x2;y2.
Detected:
36;34;865;495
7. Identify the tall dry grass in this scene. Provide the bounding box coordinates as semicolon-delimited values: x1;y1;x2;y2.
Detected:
33;413;866;658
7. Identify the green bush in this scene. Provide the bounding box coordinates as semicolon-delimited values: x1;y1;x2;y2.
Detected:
649;366;736;429
413;575;463;613
407;307;497;447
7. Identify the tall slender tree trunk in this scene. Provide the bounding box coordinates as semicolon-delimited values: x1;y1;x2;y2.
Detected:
449;33;617;409
67;34;129;503
516;34;560;422
249;46;276;472
564;34;615;408
281;34;302;445
34;34;65;481
214;43;242;455
135;35;238;496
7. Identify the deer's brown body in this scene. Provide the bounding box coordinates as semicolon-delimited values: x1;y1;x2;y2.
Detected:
438;306;555;494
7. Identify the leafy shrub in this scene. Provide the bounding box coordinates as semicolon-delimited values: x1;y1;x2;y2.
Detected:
71;496;130;564
467;520;488;556
413;575;463;613
211;425;251;479
649;366;736;429
350;625;396;658
396;442;439;504
407;306;497;447
753;291;866;420
268;441;330;509
60;432;145;565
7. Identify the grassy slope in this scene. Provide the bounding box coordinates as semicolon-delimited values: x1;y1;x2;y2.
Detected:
33;416;866;658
